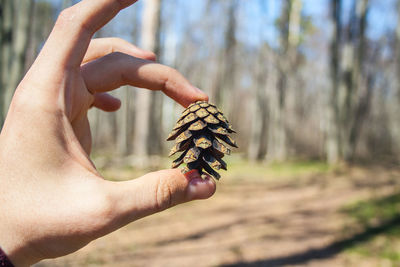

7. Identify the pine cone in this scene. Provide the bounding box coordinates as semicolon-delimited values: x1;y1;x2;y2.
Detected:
167;101;237;180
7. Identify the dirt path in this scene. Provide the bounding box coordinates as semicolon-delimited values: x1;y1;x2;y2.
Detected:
37;166;400;267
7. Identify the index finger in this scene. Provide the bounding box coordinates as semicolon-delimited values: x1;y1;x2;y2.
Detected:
39;0;138;67
81;53;208;107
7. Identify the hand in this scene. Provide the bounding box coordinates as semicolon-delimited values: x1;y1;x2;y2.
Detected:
0;0;215;266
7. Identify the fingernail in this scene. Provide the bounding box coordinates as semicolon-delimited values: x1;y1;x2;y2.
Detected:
192;87;209;100
187;177;206;199
146;52;157;61
187;173;216;199
193;86;204;95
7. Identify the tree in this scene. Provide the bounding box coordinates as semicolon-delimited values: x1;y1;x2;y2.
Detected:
333;0;370;161
25;2;54;72
327;0;371;163
248;43;270;161
346;0;370;160
214;0;238;108
394;0;400;155
0;0;34;128
133;0;162;158
326;0;341;164
116;6;140;156
267;0;302;162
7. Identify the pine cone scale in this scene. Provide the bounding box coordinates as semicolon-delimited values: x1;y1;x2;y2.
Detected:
167;101;237;180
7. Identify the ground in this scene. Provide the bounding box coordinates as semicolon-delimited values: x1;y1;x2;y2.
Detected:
36;161;400;267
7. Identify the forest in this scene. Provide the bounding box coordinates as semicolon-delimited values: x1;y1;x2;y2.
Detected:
1;0;400;266
1;0;399;165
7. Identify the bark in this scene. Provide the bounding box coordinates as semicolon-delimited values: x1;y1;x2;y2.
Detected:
395;0;400;154
0;2;4;125
336;0;369;160
337;3;355;159
329;0;370;162
133;0;162;157
326;0;341;164
62;0;73;9
1;0;33;127
346;0;370;160
267;0;301;162
222;0;237;116
248;44;269;161
25;2;53;73
0;0;13;126
348;73;373;159
210;0;237;109
398;1;400;102
116;87;132;155
116;7;140;156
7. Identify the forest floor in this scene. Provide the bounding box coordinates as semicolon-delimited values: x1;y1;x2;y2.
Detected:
37;160;400;267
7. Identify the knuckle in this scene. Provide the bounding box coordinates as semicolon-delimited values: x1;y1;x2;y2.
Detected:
93;190;114;220
154;177;173;212
83;188;115;236
10;90;28;111
162;68;182;91
166;67;181;78
10;87;41;113
109;51;127;59
55;7;74;29
104;38;122;54
56;7;92;36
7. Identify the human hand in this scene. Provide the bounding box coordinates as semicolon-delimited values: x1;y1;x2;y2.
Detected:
0;0;215;266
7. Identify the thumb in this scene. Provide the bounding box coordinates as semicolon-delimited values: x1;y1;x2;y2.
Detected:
106;169;216;226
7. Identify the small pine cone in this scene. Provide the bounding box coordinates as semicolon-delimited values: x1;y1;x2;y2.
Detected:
167;101;237;180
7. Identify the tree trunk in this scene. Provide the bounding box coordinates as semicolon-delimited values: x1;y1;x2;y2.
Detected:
62;0;73;9
223;0;238;121
326;0;341;164
346;0;369;160
133;0;162;158
25;1;53;73
248;44;269;161
337;0;369;161
394;0;400;156
116;87;132;155
115;6;140;156
267;0;301;162
0;0;14;126
210;0;237;110
1;0;33;128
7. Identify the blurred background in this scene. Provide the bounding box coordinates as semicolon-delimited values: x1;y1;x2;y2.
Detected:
2;0;400;266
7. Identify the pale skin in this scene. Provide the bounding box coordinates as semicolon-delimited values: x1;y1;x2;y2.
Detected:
0;0;216;266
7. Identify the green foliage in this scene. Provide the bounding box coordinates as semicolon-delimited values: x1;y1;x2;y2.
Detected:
342;192;400;264
343;193;400;227
227;157;330;180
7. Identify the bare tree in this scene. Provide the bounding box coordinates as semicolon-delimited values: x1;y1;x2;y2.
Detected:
0;0;34;127
25;2;54;72
268;0;302;162
133;0;162;158
116;7;140;156
394;0;400;155
209;0;238;114
327;0;341;164
335;0;370;160
346;0;370;160
248;44;270;161
62;0;73;9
